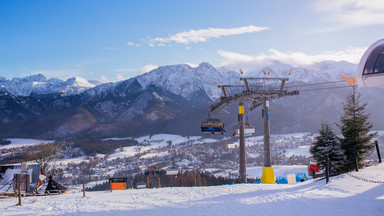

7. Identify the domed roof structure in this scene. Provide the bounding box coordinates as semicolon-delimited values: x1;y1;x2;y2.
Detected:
356;39;384;87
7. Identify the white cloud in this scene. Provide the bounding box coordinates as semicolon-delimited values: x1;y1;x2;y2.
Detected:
100;75;109;83
116;74;125;81
314;0;384;27
138;64;158;75
126;42;141;47
217;47;366;71
115;68;136;72
146;25;269;46
111;65;158;81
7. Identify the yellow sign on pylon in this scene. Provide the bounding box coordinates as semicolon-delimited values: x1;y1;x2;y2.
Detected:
239;105;244;114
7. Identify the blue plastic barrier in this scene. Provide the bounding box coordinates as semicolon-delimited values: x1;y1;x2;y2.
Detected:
247;180;261;184
275;176;288;184
296;173;307;182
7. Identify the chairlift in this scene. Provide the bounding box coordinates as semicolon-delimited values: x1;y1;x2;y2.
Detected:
233;113;255;137
233;122;255;137
201;117;225;135
354;39;384;87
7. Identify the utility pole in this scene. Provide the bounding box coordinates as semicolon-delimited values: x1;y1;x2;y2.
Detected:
239;102;246;183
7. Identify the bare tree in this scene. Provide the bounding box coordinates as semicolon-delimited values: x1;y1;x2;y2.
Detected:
26;143;60;175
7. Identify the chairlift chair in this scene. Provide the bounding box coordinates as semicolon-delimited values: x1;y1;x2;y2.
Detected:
201;118;225;135
233;122;255;137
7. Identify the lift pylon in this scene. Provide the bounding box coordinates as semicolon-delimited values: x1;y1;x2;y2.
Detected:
206;75;299;184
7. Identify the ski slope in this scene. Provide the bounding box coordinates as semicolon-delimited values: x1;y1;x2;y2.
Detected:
1;163;383;216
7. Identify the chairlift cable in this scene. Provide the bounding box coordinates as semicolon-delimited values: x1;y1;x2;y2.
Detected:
297;85;352;92
285;80;345;88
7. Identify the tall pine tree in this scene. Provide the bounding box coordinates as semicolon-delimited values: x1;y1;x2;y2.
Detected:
310;122;344;172
337;86;376;172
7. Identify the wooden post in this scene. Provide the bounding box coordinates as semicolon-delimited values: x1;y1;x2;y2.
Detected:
375;141;382;163
147;176;149;188
325;156;329;183
17;186;22;206
83;184;86;197
158;177;161;188
24;175;28;193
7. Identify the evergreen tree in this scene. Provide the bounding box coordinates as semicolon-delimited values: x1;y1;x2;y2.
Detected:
310;122;344;172
337;86;376;172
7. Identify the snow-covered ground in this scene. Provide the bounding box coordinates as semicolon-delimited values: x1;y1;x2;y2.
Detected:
105;134;227;147
284;146;311;157
0;139;54;150
104;134;230;161
1;163;383;216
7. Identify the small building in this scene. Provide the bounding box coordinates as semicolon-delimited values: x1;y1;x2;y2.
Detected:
0;163;41;193
109;177;127;190
45;175;67;194
136;182;146;189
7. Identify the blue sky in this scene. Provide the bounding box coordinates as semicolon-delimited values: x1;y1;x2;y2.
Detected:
1;0;384;82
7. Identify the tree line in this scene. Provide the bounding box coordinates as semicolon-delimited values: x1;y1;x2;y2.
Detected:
86;169;244;191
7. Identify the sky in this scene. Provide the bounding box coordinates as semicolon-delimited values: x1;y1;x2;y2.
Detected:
1;0;384;82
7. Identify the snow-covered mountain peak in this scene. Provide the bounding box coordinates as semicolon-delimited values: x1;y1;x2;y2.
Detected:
137;62;238;100
197;62;215;70
0;74;97;96
65;76;95;88
19;73;47;82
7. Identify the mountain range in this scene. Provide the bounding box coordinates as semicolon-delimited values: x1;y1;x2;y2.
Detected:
0;74;100;97
1;61;383;140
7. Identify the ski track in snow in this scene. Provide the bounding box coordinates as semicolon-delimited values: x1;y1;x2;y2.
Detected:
1;163;383;216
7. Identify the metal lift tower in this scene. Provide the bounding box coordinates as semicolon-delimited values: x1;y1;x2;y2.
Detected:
208;77;299;183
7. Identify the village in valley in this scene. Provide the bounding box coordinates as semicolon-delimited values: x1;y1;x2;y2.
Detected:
1;131;383;191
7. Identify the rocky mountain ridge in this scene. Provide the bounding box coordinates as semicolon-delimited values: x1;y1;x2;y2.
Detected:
1;61;383;140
